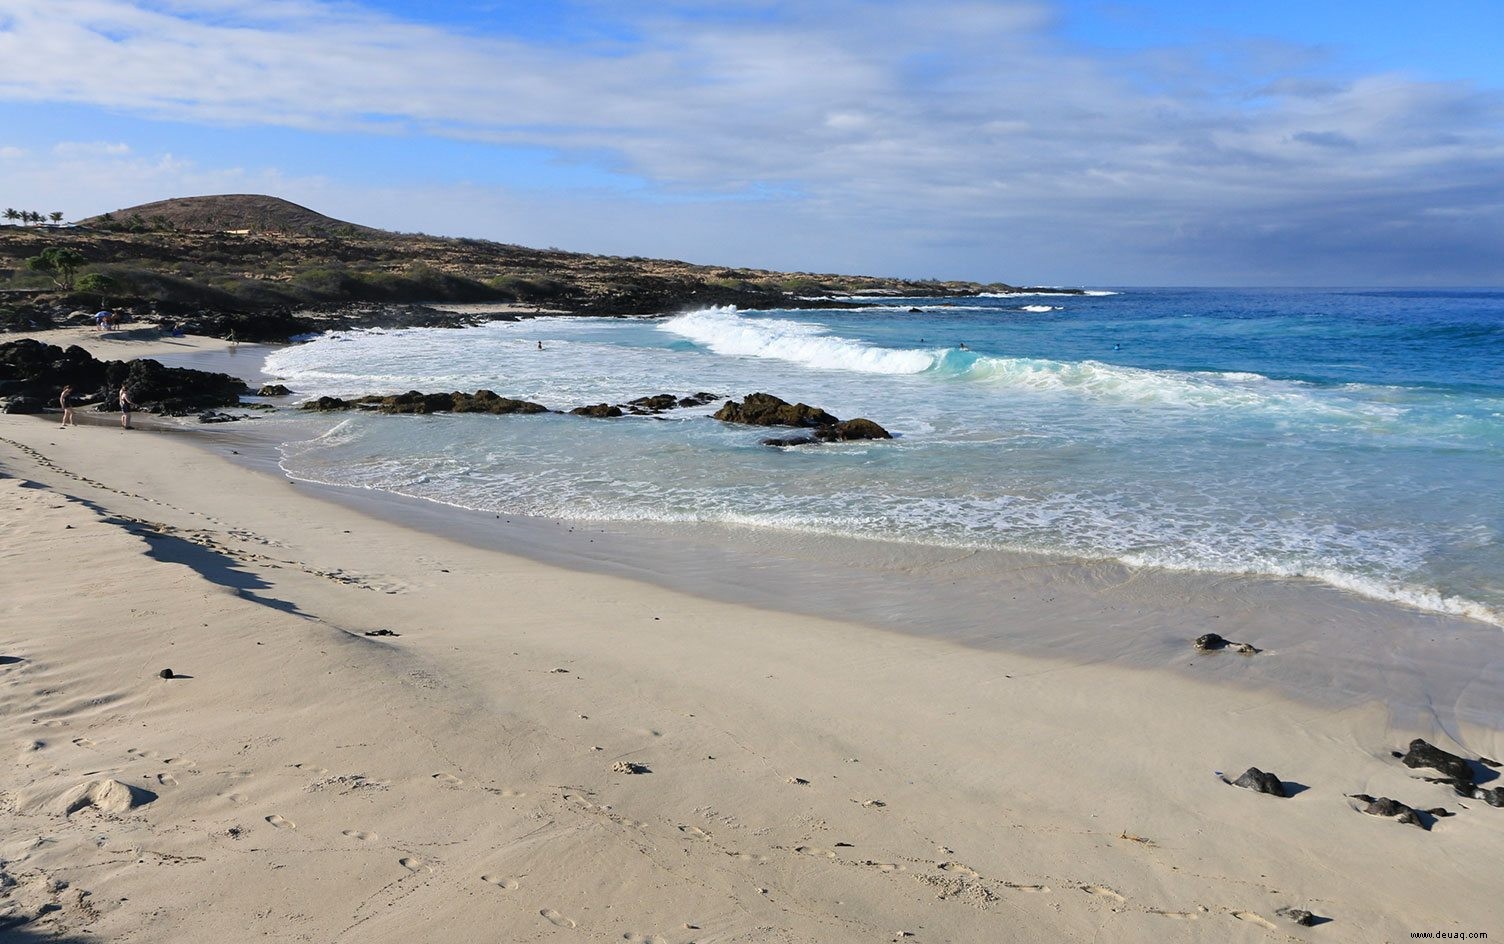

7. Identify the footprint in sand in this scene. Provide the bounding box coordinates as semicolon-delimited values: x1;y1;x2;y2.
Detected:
399;857;430;872
483;787;526;798
156;773;178;787
161;756;194;767
342;829;378;841
937;862;981;879
481;875;519;890
291;763;330;776
265;815;296;829
795;846;838;859
432;772;463;786
126;747;157;758
1233;911;1277;930
678;825;711;840
623;934;669;944
1147;910;1197;920
862;860;906;873
727;851;768;863
222;792;247;804
1004;882;1051;893
540;909;578;929
1080;885;1126;903
72;737;96;749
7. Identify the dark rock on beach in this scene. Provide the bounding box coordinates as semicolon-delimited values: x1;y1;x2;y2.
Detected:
1274;907;1317;927
1348;794;1451;830
257;383;291;396
1;395;44;414
197;410;241;423
1231;767;1287;797
0;338;246;414
1399;738;1475;785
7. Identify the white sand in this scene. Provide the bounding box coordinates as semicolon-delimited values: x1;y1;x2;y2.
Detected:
2;413;1501;942
8;326;239;361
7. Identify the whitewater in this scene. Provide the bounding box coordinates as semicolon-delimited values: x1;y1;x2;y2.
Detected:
263;288;1504;626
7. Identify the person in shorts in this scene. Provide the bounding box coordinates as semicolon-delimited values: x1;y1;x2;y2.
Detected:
118;384;135;429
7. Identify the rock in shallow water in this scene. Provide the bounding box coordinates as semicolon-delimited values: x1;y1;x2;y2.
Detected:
569;403;623;418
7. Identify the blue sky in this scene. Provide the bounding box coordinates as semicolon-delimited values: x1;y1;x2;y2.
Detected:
1;0;1500;286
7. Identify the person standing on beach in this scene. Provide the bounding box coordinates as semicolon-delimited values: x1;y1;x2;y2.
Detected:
59;385;75;428
118;384;135;429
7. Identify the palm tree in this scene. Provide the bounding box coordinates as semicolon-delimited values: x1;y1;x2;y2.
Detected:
3;208;19;224
49;211;64;225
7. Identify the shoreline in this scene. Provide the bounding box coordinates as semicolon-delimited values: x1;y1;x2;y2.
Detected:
26;330;1504;731
3;410;1503;940
21;327;1504;720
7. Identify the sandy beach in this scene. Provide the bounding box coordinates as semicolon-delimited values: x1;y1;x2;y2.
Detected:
2;407;1502;943
11;326;241;362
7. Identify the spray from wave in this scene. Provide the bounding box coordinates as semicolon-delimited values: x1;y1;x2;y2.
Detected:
658;307;1380;416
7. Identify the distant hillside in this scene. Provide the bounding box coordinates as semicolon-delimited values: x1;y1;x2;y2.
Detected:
80;195;382;238
4;193;1072;337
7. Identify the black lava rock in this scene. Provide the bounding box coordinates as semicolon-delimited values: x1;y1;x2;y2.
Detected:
1399;738;1475;784
1275;907;1316;926
1231;767;1287;797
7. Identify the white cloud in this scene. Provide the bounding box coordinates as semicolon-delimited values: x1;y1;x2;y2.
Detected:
52;141;132;156
0;0;1500;283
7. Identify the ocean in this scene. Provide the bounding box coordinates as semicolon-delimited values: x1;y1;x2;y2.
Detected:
260;288;1504;627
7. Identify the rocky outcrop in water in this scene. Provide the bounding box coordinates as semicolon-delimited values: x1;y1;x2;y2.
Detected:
714;392;892;444
715;392;839;428
570;403;624;418
571;391;722;417
300;389;550;415
1193;632;1260;655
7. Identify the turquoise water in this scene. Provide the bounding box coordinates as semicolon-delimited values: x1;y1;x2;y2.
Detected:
263;288;1504;625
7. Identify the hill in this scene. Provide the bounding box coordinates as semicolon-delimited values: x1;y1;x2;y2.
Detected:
79;195;382;238
4;194;1073;338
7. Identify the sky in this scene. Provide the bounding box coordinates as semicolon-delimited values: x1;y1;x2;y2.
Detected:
0;0;1501;286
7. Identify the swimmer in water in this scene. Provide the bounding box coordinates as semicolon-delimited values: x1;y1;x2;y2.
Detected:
958;342;969;351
